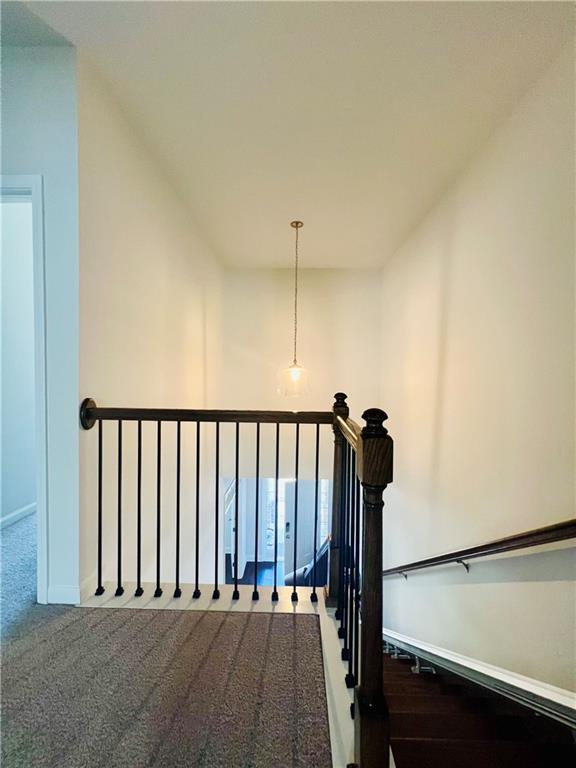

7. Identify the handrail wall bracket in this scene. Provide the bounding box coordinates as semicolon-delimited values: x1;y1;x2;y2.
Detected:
80;398;97;430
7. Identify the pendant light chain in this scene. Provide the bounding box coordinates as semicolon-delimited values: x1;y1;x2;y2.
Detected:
293;224;299;365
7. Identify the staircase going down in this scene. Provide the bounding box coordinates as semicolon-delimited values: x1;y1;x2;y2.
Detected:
383;652;576;768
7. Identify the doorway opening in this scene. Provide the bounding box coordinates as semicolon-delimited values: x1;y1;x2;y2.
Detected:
1;176;47;633
224;477;331;588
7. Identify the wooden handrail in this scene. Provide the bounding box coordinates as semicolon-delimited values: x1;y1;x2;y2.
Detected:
336;415;361;452
382;518;576;577
80;398;332;428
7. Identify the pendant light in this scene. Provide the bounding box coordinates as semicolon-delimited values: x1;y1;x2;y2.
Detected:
280;220;308;397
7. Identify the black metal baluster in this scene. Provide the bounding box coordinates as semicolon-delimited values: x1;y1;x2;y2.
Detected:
193;422;201;599
135;421;143;597
272;423;280;602
232;422;240;600
336;440;348;622
154;421;162;598
174;421;182;598
346;450;357;686
338;444;349;641
338;444;344;623
252;422;260;601
115;420;124;596
353;474;361;686
343;444;353;645
340;446;352;661
95;419;105;596
311;423;320;603
341;445;351;659
291;423;300;602
213;422;220;600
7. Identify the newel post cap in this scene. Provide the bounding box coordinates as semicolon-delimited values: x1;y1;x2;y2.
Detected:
333;392;349;418
361;408;388;437
360;408;393;486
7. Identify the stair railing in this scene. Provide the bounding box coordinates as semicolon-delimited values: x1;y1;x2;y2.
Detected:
328;393;394;768
80;393;394;768
79;398;333;603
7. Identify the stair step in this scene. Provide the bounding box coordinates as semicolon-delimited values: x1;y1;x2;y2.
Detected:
389;712;574;743
384;680;525;703
384;679;448;692
387;694;476;714
386;694;521;715
383;652;575;766
391;738;576;768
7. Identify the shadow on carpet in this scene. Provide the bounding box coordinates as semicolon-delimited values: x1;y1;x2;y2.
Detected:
1;608;332;768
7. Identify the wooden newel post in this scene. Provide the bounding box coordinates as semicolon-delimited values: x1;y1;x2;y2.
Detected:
327;392;349;608
353;408;393;768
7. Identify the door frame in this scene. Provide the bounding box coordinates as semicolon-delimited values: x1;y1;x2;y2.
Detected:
1;175;48;603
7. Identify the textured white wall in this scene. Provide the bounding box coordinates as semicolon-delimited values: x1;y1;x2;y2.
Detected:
1;200;35;521
379;46;575;689
1;46;79;602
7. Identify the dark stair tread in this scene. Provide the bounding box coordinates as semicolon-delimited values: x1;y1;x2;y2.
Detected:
386;693;521;715
384;675;499;693
384;680;452;693
383;652;575;765
392;738;576;768
389;711;575;743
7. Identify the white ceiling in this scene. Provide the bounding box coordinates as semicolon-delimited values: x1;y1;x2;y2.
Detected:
20;1;576;267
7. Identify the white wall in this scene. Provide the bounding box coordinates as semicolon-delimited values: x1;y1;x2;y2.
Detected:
222;268;381;419
221;265;381;533
1;46;80;602
1;200;36;523
81;255;376;589
77;59;224;589
380;46;575;690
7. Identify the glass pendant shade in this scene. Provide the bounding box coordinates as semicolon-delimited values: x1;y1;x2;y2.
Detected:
279;362;308;398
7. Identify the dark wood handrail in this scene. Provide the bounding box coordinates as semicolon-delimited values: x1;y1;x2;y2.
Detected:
382;518;576;577
80;398;332;428
336;415;361;452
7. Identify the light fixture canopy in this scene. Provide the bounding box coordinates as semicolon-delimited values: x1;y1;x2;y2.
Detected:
279;220;308;397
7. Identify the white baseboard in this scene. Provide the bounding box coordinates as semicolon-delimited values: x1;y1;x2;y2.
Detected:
80;570;97;602
1;502;36;529
46;572;96;605
383;627;576;726
47;584;81;605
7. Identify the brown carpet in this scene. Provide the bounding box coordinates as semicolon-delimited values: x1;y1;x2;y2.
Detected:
1;608;332;768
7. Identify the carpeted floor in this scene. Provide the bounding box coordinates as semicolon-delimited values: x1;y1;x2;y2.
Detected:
1;514;70;642
1;606;332;768
1;514;332;767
